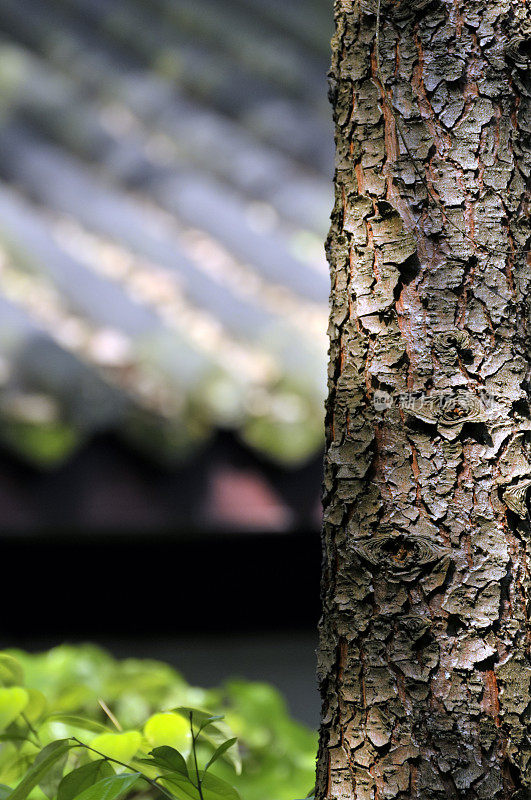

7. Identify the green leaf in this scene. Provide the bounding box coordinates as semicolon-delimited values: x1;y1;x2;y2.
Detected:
172;709;223;733
88;732;141;763
23;690;48;724
3;753;34;782
72;772;141;800
0;786;12;800
144;714;191;752
0;656;24;687
39;750;69;799
161;775;200;800
197;717;224;735
0;733;33;744
46;714;110;734
57;760;114;800
164;772;241;800
204;739;238;774
200;771;241;800
142;746;188;777
201;730;241;776
170;709;240;772
0;688;29;731
6;740;75;800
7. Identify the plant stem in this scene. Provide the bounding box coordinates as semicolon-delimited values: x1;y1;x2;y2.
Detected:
190;712;205;800
71;738;175;800
21;713;41;747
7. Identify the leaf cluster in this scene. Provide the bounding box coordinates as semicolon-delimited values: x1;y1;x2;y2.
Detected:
0;653;241;800
0;649;317;800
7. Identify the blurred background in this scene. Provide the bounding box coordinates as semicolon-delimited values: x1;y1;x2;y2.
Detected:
0;0;333;730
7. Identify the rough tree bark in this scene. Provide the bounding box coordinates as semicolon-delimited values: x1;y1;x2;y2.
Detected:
317;1;531;798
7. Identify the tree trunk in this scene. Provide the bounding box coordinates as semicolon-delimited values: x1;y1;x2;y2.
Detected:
317;1;531;798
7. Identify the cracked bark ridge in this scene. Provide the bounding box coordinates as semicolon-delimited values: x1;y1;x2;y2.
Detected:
317;0;531;798
503;479;531;519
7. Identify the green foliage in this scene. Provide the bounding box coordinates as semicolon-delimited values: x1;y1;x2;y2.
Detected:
0;420;80;468
0;647;317;800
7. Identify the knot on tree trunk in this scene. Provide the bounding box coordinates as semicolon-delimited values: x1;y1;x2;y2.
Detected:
433;329;473;367
403;389;488;440
352;530;450;581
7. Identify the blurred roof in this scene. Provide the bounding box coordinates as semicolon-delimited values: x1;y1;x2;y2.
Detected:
0;428;323;532
0;0;333;469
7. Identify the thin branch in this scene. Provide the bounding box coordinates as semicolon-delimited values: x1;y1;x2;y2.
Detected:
71;738;175;800
98;699;122;731
21;713;41;747
190;712;205;800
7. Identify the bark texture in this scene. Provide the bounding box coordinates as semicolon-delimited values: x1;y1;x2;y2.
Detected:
317;1;531;798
